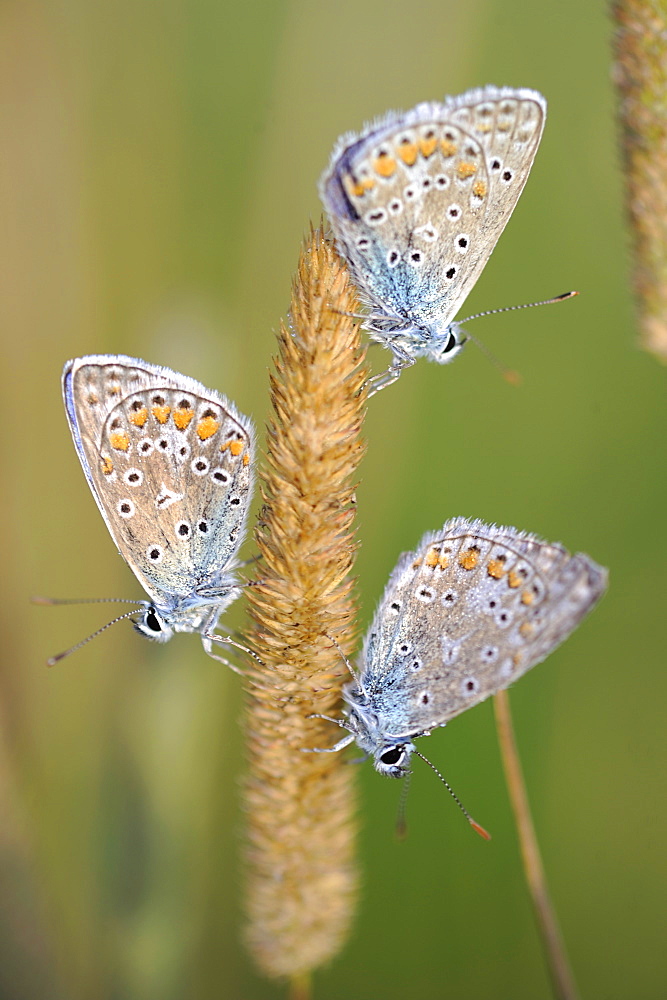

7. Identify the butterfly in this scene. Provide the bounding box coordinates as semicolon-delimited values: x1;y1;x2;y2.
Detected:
308;517;607;777
59;354;255;663
320;86;547;389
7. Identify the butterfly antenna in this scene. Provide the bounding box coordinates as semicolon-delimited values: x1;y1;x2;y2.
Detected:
395;769;411;841
460;289;578;326
461;333;522;385
459;290;578;386
32;596;150;606
46;608;145;666
413;749;491;840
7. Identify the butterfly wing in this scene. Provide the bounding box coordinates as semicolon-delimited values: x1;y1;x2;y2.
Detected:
63;355;254;606
359;517;607;737
320;86;546;337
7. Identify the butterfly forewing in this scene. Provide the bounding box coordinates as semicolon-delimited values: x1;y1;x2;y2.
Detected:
320;86;546;339
359;517;607;736
63;356;254;607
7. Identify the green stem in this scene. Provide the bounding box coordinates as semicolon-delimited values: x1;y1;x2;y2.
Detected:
494;690;580;1000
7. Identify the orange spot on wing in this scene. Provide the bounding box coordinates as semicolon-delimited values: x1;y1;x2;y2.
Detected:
519;623;533;637
374;153;396;177
425;549;439;568
472;180;487;198
398;142;418;166
440;139;457;157
456;161;477;179
109;432;129;451
197;416;220;440
439;555;450;569
229;439;243;456
173;407;194;430
507;570;522;589
419;136;438;158
459;548;479;571
521;591;534;605
152;405;170;424
346;174;375;197
129;407;148;427
101;456;113;475
487;559;505;579
243;453;250;466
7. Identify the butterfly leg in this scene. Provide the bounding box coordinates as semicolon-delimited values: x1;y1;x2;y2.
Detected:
202;629;265;674
306;712;351;728
365;344;415;397
302;712;357;753
201;633;246;674
301;731;357;754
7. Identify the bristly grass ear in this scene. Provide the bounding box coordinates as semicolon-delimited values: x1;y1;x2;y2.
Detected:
243;226;368;984
613;0;667;361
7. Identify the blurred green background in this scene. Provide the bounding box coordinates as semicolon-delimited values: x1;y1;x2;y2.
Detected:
1;0;665;997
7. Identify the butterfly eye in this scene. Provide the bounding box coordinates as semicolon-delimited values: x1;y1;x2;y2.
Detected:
442;331;458;354
380;746;404;766
145;608;163;633
133;606;174;645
